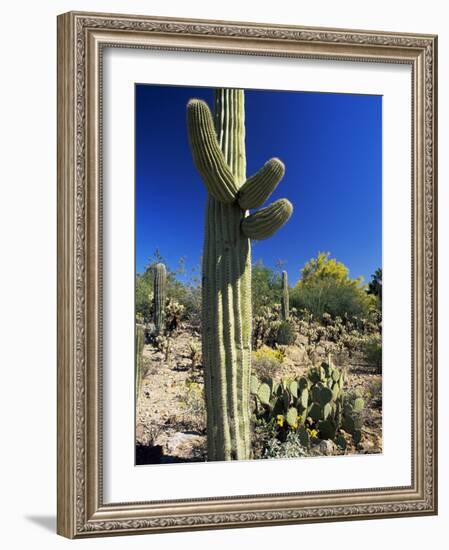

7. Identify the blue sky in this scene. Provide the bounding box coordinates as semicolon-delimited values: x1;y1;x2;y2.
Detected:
135;85;382;286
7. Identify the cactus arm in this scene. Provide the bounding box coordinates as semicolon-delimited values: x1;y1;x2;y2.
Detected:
187;99;239;204
238;158;285;210
241;198;293;240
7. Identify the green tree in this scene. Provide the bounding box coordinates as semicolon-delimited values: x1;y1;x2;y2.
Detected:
252;260;282;315
135;269;154;322
368;267;382;305
290;252;374;319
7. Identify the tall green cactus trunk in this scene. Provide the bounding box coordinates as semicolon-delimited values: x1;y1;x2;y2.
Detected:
203;90;251;461
152;263;166;335
281;270;290;320
187;89;293;461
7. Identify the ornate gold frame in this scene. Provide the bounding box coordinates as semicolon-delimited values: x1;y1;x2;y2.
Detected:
57;11;438;538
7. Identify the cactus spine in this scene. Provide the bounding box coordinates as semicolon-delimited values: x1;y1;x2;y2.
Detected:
281;270;289;320
187;89;293;460
152;263;166;335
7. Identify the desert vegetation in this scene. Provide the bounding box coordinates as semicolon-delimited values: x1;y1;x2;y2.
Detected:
135;251;382;464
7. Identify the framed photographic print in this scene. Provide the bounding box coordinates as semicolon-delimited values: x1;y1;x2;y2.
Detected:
57;11;438;538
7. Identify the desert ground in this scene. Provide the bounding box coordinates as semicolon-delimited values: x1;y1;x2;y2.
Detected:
136;320;382;464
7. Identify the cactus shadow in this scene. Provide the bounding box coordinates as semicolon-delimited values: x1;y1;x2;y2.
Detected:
350;364;380;375
173;363;191;372
135;443;204;465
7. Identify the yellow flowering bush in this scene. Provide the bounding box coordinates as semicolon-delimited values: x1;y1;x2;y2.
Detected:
252;345;285;364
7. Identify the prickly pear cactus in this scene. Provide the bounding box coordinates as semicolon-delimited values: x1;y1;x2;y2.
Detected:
281;270;290;320
187;89;293;460
152;263;166;335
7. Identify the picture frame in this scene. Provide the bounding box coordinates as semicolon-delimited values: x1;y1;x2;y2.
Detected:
57;11;438;538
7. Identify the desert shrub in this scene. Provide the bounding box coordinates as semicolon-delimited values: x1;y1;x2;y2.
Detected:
164;298;185;334
291;283;373;320
263;431;308;459
179;379;206;433
251;346;283;380
136;272;153;322
340;330;366;359
289;302;382;367
364;378;382;409
364;310;382;334
166;278;201;328
147;298;187;341
189;341;202;369
145;298;186;356
253;308;273;349
252;418;278;460
252;261;282;315
154;335;171;360
179;285;202;328
362;334;382;372
252;306;282;349
276;320;296;345
251;358;279;382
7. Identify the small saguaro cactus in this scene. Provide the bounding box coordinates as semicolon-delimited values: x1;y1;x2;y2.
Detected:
152;263;167;335
281;270;290;320
187;88;293;461
135;324;145;400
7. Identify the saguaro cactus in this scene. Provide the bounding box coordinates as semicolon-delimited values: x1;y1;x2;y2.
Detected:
281;270;290;320
135;324;145;400
187;89;293;460
152;263;166;335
